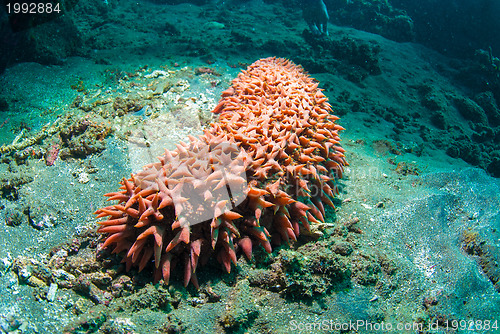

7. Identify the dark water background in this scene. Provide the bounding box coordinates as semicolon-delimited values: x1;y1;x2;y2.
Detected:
2;0;500;67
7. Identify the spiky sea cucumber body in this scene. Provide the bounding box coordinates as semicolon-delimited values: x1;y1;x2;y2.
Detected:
95;57;347;287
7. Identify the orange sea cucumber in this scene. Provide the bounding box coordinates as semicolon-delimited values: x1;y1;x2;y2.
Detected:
95;57;347;287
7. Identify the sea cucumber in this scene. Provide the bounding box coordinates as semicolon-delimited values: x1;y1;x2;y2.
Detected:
95;57;347;287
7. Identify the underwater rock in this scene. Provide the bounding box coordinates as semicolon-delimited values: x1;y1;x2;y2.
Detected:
454;96;488;125
461;228;500;293
487;157;500;178
331;0;415;43
57;116;111;160
112;97;144;116
0;171;34;200
115;283;171;312
7;14;82;67
218;279;258;331
4;206;26;226
475;91;500;126
301;34;381;82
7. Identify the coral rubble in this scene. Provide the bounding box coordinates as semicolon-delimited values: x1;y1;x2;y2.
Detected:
95;57;347;287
